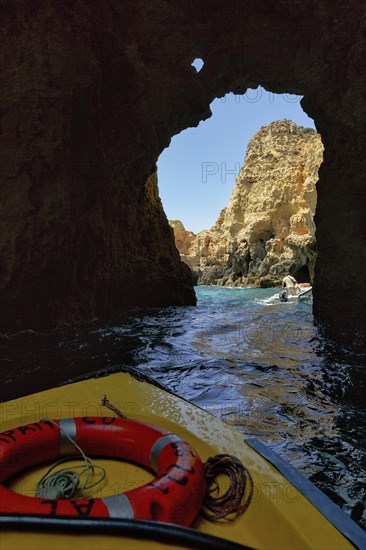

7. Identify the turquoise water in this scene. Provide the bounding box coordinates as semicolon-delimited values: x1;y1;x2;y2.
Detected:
1;285;365;527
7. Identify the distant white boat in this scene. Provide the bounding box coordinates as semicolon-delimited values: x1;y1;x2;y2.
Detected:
278;284;312;302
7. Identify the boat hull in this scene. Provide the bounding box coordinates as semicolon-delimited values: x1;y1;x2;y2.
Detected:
0;369;363;549
278;284;313;302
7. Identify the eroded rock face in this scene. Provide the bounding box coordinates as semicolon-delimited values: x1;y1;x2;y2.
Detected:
169;220;196;256
0;0;365;348
179;120;323;288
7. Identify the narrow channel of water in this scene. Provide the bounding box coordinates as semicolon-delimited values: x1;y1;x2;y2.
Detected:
1;285;365;527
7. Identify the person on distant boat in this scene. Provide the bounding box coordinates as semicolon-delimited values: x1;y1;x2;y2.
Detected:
282;273;300;295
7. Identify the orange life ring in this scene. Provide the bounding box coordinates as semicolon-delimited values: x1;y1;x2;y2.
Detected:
0;417;205;526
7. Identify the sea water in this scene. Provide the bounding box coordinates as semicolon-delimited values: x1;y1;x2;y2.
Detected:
1;285;365;527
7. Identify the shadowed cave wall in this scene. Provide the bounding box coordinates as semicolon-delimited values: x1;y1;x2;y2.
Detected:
0;0;365;349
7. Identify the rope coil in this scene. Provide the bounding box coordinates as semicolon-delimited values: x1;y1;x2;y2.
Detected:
202;453;254;521
35;418;106;500
35;398;254;522
101;395;254;522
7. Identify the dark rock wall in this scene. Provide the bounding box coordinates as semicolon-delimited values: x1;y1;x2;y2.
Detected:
0;0;197;329
0;0;365;348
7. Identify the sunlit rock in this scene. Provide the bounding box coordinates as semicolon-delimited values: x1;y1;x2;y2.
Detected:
179;120;323;287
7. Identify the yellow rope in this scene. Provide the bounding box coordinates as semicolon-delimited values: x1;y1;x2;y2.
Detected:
36;418;106;499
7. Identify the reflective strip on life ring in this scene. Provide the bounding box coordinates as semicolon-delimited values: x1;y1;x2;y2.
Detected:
0;417;206;526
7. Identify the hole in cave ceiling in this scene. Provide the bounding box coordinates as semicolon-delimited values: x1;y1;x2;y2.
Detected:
191;58;204;73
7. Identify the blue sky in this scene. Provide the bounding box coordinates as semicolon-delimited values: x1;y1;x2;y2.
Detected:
157;78;316;234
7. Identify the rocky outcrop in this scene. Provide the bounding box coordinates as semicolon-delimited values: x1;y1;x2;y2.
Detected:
169;220;196;256
179;121;323;287
0;0;365;349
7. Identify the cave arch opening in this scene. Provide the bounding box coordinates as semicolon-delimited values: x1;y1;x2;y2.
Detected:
157;87;321;289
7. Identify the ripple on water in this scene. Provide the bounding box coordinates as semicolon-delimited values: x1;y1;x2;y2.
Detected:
0;286;365;528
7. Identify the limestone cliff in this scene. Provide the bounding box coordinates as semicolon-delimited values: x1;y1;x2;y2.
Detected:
179;120;323;287
169;220;196;256
0;0;365;349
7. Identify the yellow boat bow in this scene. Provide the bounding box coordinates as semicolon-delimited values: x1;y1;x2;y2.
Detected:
0;368;364;550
